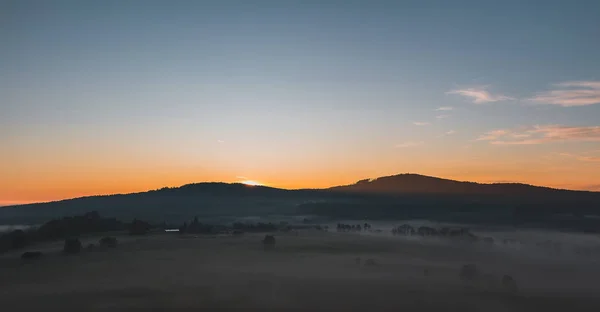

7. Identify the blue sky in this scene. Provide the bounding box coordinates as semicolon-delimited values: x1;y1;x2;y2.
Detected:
1;0;600;203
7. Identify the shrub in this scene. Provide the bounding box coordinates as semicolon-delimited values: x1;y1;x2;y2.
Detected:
21;251;43;260
63;238;82;254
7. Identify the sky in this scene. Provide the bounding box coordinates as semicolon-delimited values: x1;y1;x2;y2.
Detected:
1;0;600;205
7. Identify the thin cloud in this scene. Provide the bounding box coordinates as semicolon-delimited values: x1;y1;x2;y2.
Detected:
585;184;600;191
436;115;450;119
477;125;600;145
435;106;454;111
413;121;430;126
529;81;600;107
558;152;600;162
581;156;600;162
438;130;456;137
476;129;510;141
217;140;225;143
395;141;424;148
447;86;513;104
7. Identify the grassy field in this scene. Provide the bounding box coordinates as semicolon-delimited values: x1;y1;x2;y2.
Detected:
1;230;600;311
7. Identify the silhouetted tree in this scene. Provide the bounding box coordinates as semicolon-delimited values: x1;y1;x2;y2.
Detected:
179;222;188;234
128;219;151;235
63;238;82;254
8;230;28;249
417;226;439;236
393;224;415;235
263;235;276;250
501;275;518;293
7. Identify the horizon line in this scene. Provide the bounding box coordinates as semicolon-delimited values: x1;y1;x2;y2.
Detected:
2;172;598;207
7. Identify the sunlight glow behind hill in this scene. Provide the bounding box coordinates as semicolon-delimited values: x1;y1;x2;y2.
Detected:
240;180;263;186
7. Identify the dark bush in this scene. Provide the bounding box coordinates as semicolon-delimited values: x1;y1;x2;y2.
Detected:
21;251;43;260
128;219;151;235
263;235;276;244
0;230;30;251
63;238;82;254
263;235;276;250
9;230;29;249
501;275;518;293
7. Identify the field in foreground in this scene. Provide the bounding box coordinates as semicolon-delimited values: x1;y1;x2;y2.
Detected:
1;231;600;311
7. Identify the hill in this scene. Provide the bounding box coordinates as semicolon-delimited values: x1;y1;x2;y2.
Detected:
1;174;599;230
328;173;591;196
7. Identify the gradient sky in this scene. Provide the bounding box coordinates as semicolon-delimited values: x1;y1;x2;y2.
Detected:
2;0;600;205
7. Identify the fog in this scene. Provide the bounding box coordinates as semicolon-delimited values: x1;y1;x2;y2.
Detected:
1;226;600;311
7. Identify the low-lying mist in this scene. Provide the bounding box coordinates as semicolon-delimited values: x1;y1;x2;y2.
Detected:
1;221;599;311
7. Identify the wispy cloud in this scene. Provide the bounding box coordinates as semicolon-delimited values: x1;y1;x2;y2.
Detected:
477;125;600;145
438;130;456;137
558;152;600;162
476;129;510;141
413;121;430;126
435;106;454;111
436;115;450;119
447;86;513;104
585;184;600;191
529;81;600;107
395;141;424;148
217;140;225;143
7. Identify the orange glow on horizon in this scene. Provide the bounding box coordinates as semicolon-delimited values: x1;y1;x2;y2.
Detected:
2;145;600;206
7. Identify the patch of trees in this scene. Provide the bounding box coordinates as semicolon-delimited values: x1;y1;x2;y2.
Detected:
0;211;142;254
176;217;282;235
36;211;123;240
179;217;219;234
99;236;118;248
336;223;371;232
391;224;478;242
0;229;29;251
